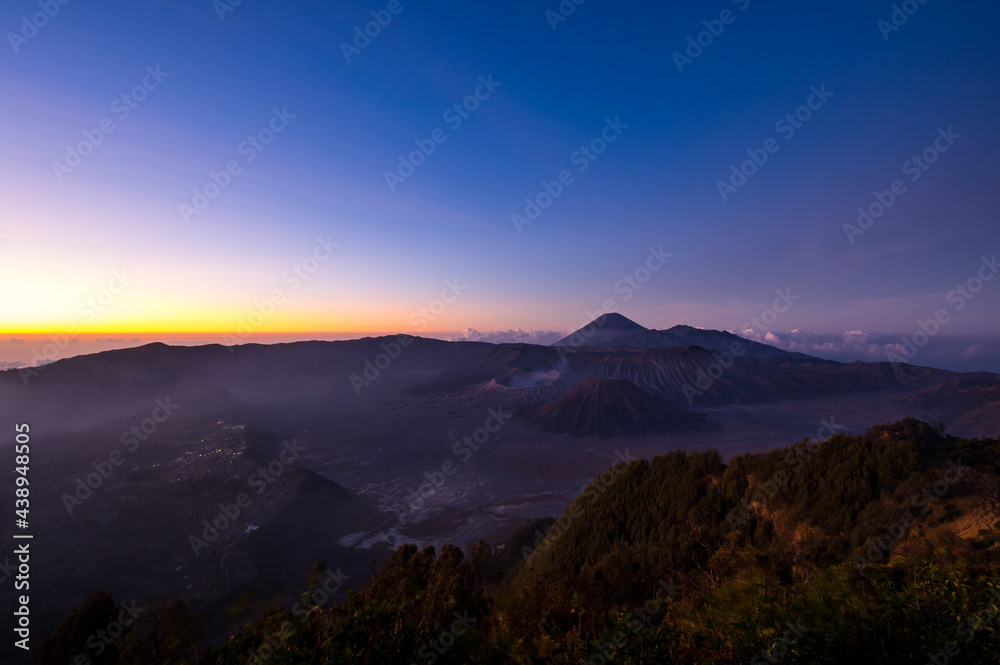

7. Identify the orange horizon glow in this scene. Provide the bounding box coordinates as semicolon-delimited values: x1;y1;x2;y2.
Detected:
0;298;510;339
0;329;461;338
0;311;467;338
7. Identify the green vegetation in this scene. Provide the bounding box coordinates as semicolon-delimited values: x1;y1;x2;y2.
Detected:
40;420;1000;663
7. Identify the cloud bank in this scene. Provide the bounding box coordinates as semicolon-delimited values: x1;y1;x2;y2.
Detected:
448;328;565;346
448;327;1000;374
736;329;1000;374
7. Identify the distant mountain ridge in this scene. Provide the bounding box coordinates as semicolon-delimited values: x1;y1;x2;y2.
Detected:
898;376;1000;439
407;341;966;413
2;316;997;439
553;313;813;359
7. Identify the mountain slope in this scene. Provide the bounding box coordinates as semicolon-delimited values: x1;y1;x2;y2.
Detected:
553;314;813;359
0;336;495;433
899;376;1000;438
662;324;812;359
553;313;648;347
517;419;1000;584
407;343;966;413
518;377;711;438
123;420;1000;665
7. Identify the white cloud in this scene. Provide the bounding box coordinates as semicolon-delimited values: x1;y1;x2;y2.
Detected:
449;328;565;345
737;329;1000;373
961;344;987;360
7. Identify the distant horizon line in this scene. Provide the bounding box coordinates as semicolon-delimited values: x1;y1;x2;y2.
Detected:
2;328;999;338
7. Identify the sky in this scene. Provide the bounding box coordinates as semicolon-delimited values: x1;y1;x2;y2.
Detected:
1;0;998;370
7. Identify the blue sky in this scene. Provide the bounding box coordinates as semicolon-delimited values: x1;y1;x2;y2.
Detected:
1;0;998;352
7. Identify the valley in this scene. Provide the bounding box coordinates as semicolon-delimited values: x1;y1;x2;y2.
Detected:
1;316;996;647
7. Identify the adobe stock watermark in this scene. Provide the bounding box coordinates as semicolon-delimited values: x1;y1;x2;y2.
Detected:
556;245;672;361
887;254;997;372
413;611;478;664
289;568;351;618
854;459;968;567
926;586;1000;665
18;269;135;386
522;450;638;565
750;620;809;664
741;288;799;336
7;0;72;54
384;75;502;192
673;0;752;73
392;409;513;524
511;116;628;234
340;0;412;63
62;397;180;515
680;341;745;405
223;236;340;347
411;279;468;331
682;288;799;404
244;568;351;663
580;578;682;663
245;622;295;664
349;335;414;396
717;85;834;202
545;0;586;31
727;417;844;532
60;599;144;661
613;245;673;302
179;106;296;223
244;569;351;663
844;126;960;244
189;438;306;555
0;556;15;586
878;0;931;41
350;278;467;395
213;0;245;21
52;66;170;182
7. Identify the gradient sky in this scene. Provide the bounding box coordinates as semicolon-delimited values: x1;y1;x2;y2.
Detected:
2;0;999;344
